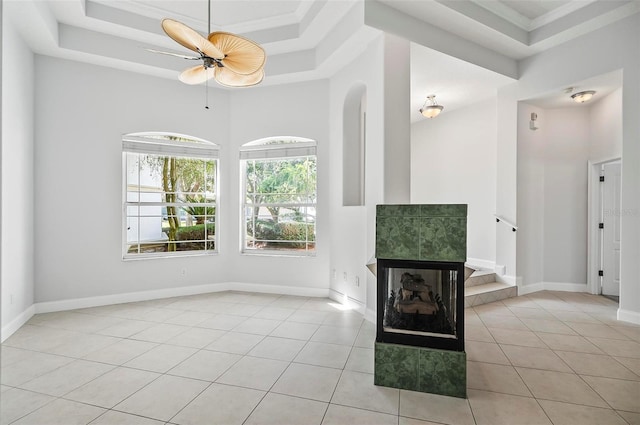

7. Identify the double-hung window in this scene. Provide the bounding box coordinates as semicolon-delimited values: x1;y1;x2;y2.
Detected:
123;132;219;258
240;137;317;255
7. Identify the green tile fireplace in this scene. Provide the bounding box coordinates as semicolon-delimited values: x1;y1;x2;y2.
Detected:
374;204;467;399
374;342;466;398
376;204;467;262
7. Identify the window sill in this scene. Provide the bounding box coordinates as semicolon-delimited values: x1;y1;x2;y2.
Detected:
241;250;316;258
123;251;218;261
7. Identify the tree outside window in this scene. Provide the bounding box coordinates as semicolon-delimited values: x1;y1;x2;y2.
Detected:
241;137;317;254
123;133;218;258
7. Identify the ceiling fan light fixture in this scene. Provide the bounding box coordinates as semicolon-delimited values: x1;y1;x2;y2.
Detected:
571;90;596;103
420;95;444;118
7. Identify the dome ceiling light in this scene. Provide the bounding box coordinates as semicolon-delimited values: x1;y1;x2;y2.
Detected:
419;95;444;119
571;90;596;103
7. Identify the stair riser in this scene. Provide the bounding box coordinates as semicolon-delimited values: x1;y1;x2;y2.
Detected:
465;273;497;288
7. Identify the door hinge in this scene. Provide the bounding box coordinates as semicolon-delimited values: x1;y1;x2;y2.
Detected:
599;270;604;277
600;175;605;182
599;223;604;229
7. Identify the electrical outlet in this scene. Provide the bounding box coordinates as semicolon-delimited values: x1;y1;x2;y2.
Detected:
332;269;337;279
355;276;360;287
181;268;187;276
343;272;348;282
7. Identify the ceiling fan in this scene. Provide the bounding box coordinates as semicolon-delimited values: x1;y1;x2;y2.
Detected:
150;0;266;88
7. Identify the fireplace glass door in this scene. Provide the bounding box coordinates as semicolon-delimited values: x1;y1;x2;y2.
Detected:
377;259;464;351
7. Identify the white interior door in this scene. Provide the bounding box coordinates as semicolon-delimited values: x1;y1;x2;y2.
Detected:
602;162;621;296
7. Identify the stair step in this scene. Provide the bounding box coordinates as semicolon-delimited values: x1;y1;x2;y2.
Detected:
464;266;475;282
465;270;497;288
465;282;517;307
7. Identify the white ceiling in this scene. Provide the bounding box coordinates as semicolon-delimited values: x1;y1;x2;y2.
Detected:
521;70;623;109
410;43;514;122
4;0;637;117
499;0;572;20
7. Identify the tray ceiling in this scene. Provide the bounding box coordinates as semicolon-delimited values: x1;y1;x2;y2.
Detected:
4;0;636;115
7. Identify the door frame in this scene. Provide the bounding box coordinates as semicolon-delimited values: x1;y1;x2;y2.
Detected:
587;157;621;294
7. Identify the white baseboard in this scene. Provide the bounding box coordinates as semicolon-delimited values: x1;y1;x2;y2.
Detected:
35;282;330;315
517;282;544;295
518;281;588;295
227;282;330;299
618;308;640;326
1;305;35;343
35;283;228;314
328;289;366;315
495;274;517;286
5;283;347;342
364;308;376;324
465;258;496;271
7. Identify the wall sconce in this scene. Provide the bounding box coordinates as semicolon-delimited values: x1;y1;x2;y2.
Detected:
571;90;596;103
529;112;539;131
419;95;444;118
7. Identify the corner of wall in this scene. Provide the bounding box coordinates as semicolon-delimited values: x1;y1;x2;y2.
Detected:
1;304;34;342
617;308;640;326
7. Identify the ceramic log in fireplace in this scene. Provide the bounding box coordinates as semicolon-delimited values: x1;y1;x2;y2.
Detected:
374;204;467;398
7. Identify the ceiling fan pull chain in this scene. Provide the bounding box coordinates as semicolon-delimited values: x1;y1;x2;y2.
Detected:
205;76;210;109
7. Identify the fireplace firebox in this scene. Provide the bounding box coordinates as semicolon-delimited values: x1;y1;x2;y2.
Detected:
377;259;464;352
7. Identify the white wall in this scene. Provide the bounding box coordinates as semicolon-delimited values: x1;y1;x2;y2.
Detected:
342;83;366;207
226;80;331;290
1;19;35;336
329;36;384;314
516;104;545;286
411;100;497;265
542;107;590;285
383;33;411;204
33;56;334;305
34;56;234;303
508;14;640;323
518;90;622;291
589;87;622;161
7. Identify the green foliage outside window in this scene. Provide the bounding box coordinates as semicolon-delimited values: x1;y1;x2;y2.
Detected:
244;156;316;252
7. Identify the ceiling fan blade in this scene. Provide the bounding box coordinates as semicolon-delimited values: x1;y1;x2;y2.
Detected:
208;32;266;75
179;65;215;85
145;48;200;60
161;19;224;60
214;67;264;88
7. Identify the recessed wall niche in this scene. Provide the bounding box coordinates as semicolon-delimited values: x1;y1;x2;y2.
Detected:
342;83;367;206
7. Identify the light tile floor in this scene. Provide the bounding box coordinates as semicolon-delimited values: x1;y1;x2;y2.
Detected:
2;290;639;425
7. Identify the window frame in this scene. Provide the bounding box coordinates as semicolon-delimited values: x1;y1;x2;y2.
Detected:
240;137;317;257
122;132;220;260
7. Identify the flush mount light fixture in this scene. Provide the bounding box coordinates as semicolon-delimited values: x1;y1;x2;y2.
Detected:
571;90;596;103
419;95;444;118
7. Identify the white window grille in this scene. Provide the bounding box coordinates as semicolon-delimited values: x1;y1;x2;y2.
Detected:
123;132;219;259
240;137;317;255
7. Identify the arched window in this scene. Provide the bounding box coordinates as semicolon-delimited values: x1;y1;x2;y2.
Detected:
122;132;219;258
240;137;317;255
